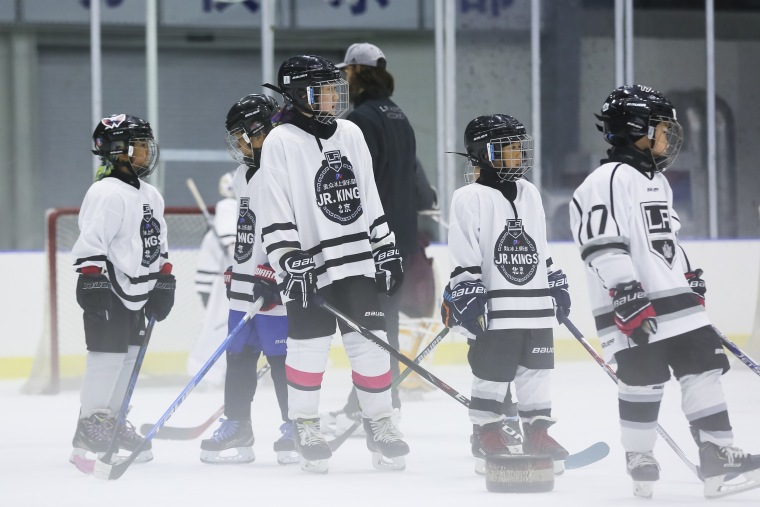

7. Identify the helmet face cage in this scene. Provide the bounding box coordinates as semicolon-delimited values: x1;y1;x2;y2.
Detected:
648;115;683;172
224;94;277;166
305;77;349;124
125;137;160;179
225;126;261;166
486;133;534;181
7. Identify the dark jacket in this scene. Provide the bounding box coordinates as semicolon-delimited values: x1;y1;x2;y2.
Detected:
346;93;418;257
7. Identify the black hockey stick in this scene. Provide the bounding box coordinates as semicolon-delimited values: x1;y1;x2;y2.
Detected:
73;316;157;475
558;314;705;481
713;326;760;378
327;327;450;452
139;363;272;440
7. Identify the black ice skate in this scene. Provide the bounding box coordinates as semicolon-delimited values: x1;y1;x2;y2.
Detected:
472;418;524;475
363;415;409;471
117;419;153;463
523;416;569;475
294;418;332;474
691;428;760;498
626;451;660;498
200;418;255;464
70;411;114;464
273;421;299;465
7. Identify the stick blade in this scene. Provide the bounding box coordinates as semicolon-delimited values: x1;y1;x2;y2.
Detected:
565;442;610;469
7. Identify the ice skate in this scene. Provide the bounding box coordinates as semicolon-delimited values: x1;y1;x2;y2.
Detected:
69;411;114;464
117;419;153;463
200;418;255;464
692;428;760;498
273;421;299;465
523;416;569;475
472;419;523;475
626;451;660;498
294;418;331;474
363;415;409;471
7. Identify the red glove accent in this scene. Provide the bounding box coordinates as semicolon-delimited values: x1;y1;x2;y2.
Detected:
254;264;277;283
80;266;103;275
613;304;657;337
253;264;280;311
160;262;173;274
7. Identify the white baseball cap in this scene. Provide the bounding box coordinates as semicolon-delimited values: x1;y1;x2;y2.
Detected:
335;43;386;69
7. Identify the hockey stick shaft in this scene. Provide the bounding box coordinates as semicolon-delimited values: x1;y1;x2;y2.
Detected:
94;299;263;480
315;296;470;407
712;326;760;377
186;178;232;264
558;314;702;479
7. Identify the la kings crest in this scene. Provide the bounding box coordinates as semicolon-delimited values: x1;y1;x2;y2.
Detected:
140;204;161;267
314;150;363;225
235;197;256;263
494;219;540;286
641;201;676;268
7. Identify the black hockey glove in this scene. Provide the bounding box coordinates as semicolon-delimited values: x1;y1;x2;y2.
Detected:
145;272;176;322
685;268;706;306
548;269;571;321
76;270;112;319
253;263;282;311
609;281;657;346
441;280;488;339
373;244;404;296
223;265;233;300
280;250;317;308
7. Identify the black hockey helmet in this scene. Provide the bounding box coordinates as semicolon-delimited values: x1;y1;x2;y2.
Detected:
596;84;683;172
463;114;534;182
225;94;279;166
274;55;348;124
92;114;159;180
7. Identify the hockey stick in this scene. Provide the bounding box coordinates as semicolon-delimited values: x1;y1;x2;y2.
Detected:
186;178;233;264
558;314;704;480
327;328;450;452
713;326;760;378
139;362;272;440
72;316;156;475
90;299;264;480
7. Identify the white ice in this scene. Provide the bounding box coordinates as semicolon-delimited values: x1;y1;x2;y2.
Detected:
2;360;759;507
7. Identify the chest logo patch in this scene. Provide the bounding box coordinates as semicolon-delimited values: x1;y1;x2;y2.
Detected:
641;202;676;268
315;150;363;225
235;197;256;263
140;204;161;267
494;219;540;286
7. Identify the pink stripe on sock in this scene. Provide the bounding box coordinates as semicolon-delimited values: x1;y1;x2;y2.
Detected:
286;365;324;388
352;370;391;390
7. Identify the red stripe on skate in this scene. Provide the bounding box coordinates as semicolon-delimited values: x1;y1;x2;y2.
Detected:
286;365;324;388
352;370;391;390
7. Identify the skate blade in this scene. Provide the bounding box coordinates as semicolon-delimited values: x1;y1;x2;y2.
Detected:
633;480;655;499
300;457;329;474
371;451;406;471
704;469;760;498
475;457;485;475
276;450;300;465
200;447;255;465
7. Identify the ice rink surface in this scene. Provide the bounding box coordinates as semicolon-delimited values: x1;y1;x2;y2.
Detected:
2;359;759;507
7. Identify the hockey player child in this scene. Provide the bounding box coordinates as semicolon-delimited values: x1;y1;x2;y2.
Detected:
199;94;298;466
570;84;760;499
70;114;174;465
188;172;236;388
259;55;409;474
441;114;570;476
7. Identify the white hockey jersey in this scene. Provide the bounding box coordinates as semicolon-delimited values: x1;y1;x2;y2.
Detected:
72;176;169;311
569;161;710;362
447;179;556;330
194;197;235;296
229;164;286;316
258;119;394;294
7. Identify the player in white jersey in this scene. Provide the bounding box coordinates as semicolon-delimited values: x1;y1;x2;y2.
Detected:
70;114;174;465
198;94;298;466
570;85;760;498
441;114;570;475
188;172;236;387
259;55;409;473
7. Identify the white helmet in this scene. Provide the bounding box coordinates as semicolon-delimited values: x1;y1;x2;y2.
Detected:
218;171;235;199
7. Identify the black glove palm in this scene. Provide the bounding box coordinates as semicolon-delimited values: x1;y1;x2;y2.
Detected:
146;273;176;322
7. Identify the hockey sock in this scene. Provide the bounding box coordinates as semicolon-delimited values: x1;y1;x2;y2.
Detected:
224;347;262;421
267;354;289;422
105;345;140;415
285;336;331;420
514;366;553;420
618;381;664;452
469;376;510;425
343;330;393;419
80;350;129;417
680;369;733;446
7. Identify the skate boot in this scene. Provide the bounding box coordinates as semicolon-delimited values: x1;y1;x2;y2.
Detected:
200;418;255;464
273;421;299;465
691;427;760;498
471;418;524;475
523;416;569;475
117;419;153;463
69;410;114;464
294;418;332;474
363;415;409;471
626;451;660;498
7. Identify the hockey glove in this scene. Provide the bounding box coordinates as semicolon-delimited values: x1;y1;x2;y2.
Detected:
685;268;706;306
441;280;489;339
253;263;282;311
610;281;657;346
223;265;233;300
76;268;112;319
145;266;176;322
548;269;571;320
373;244;404;296
280;250;317;308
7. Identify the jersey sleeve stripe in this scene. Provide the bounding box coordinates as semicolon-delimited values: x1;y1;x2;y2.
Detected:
490;309;556;319
580;239;630;262
449;265;482;278
370;231;392;244
369;216;387;231
74;254;108;266
572;197;584;245
594;290;701;330
308;232;370;253
314;251;374;276
261;222;298;236
609;163;622;235
266;240;302;255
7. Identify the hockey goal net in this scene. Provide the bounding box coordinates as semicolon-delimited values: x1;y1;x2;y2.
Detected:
24;207;211;394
